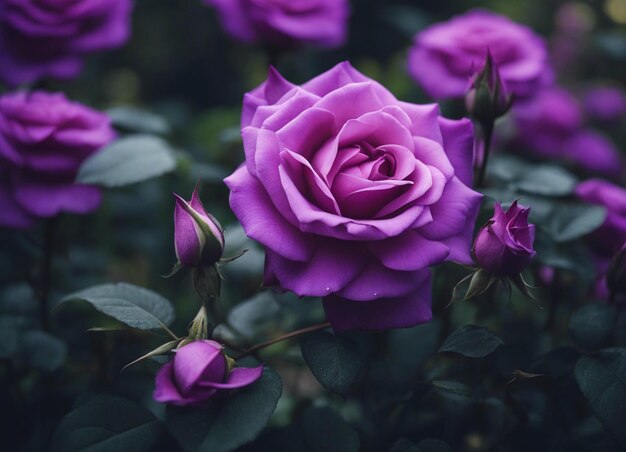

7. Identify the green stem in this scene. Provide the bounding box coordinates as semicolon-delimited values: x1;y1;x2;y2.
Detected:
476;120;494;187
236;322;331;359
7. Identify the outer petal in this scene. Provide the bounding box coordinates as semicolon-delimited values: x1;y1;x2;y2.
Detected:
369;230;450;271
199;366;263;389
438;117;475;187
323;271;432;331
173;340;225;395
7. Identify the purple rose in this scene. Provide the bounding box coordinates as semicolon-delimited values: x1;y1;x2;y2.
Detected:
513;87;624;178
473;201;536;276
408;10;552;100
225;62;482;331
0;91;115;229
0;0;132;86
583;86;626;123
153;340;263;406
174;187;225;268
576;179;626;258
204;0;349;49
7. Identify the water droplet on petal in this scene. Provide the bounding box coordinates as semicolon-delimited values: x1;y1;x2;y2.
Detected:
325;286;331;292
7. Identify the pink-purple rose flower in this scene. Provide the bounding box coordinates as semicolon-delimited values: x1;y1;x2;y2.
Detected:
174;187;225;268
153;340;263;406
225;62;482;331
576;179;626;258
513;87;624;178
408;10;552;100
0;91;115;229
583;86;626;123
473;201;536;277
204;0;349;49
0;0;132;87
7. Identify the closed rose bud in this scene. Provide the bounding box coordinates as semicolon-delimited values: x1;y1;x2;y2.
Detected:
607;243;626;298
465;52;513;124
473;201;536;276
174;187;224;268
153;340;263;406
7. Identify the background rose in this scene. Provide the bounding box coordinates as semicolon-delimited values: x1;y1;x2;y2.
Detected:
0;91;115;229
0;0;132;86
408;10;552;100
204;0;349;49
225;62;482;331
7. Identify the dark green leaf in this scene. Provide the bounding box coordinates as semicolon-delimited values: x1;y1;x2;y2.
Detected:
416;439;452;452
301;331;362;397
227;292;282;340
52;395;163;452
106;106;171;135
530;347;581;378
546;204;607;243
569;304;617;350
0;318;19;358
20;331;66;372
439;325;503;358
432;380;472;396
77;134;176;187
60;283;175;331
298;407;360;452
390;438;421;452
166;368;282;452
511;165;577;197
575;348;626;448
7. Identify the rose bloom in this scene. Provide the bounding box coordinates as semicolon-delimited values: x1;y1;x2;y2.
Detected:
0;0;132;87
583;85;626;123
473;201;536;277
225;62;482;331
408;10;552;100
0;91;115;229
576;179;626;258
204;0;349;49
154;340;263;406
513;87;624;178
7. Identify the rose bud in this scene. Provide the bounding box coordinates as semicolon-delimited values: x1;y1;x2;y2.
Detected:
465;52;513;124
174;187;225;268
473;201;536;276
607;243;626;298
153;340;263;406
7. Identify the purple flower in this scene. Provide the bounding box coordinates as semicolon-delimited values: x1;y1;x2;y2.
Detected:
0;91;115;229
0;0;132;87
174;187;225;268
473;201;536;277
576;179;626;258
583;86;626;123
513;87;624;178
153;340;263;406
204;0;349;49
225;62;482;331
408;10;552;100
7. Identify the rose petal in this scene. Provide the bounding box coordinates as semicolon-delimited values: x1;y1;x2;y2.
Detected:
199;366;263;389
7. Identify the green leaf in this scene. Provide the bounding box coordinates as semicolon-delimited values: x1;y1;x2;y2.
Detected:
575;348;626;448
432;380;472;396
301;331;363;397
389;439;421;452
77;134;176;187
106;106;171;135
0;317;19;358
569;304;617;350
416;439;452;452
60;283;175;332
545;204;607;243
166;368;282;452
511;165;577;197
20;331;66;372
439;325;503;358
298;407;360;452
52;395;163;452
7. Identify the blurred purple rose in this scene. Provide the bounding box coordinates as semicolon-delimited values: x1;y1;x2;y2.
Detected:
583;86;626;122
408;10;552;100
576;179;626;258
473;201;536;276
204;0;349;49
225;62;482;331
173;187;225;268
0;0;132;86
0;91;115;229
153;340;263;406
513;87;624;178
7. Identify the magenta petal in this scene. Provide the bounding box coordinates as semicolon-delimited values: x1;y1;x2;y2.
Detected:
153;362;184;403
173;194;202;266
200;366;263;389
0;183;33;229
369;230;450;271
323;271;432;331
173;340;224;395
438;117;475;187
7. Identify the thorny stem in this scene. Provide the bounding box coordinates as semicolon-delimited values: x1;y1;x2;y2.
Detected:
476;120;495;187
236;322;331;359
